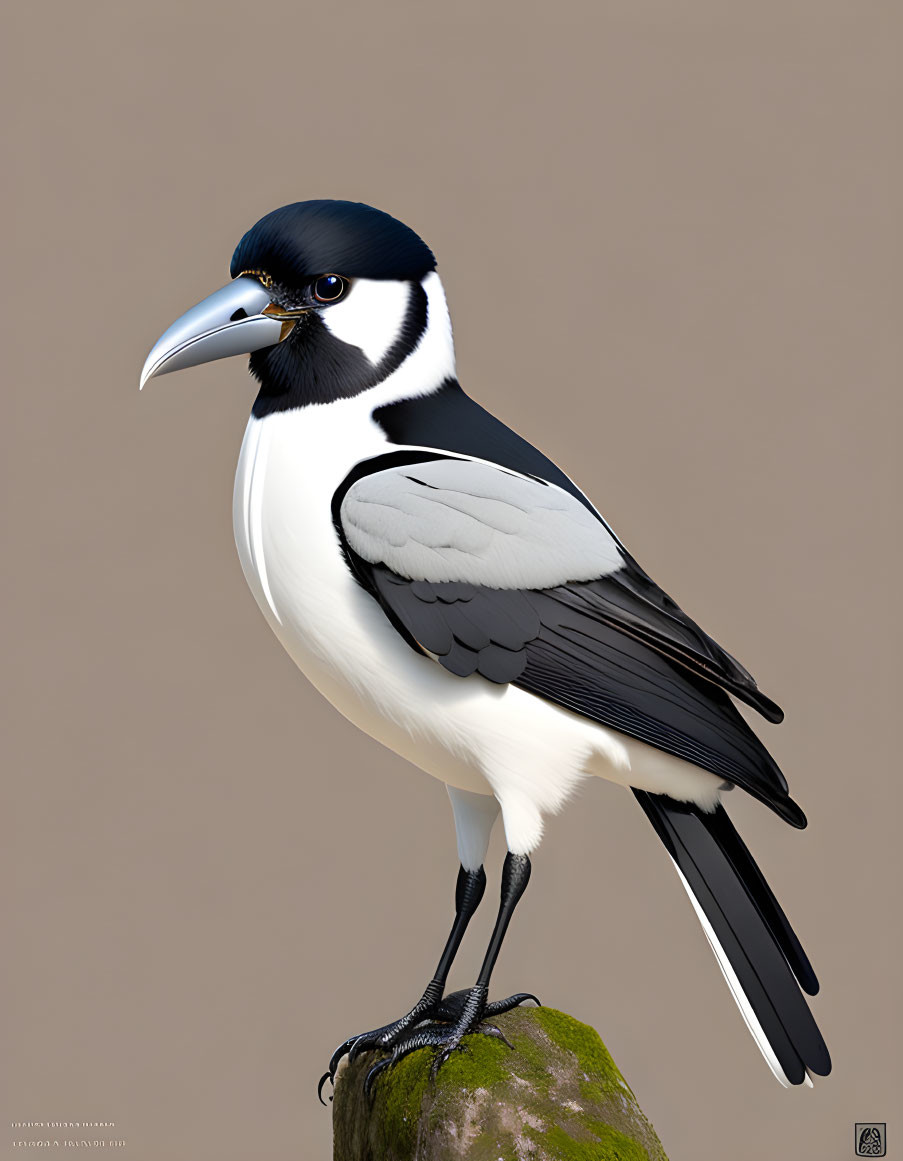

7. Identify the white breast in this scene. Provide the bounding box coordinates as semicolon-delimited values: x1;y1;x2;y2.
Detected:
233;403;496;796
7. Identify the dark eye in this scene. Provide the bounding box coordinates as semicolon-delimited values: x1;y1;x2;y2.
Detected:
313;274;347;303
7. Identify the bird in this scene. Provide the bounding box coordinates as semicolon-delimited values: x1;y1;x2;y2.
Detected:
140;199;831;1097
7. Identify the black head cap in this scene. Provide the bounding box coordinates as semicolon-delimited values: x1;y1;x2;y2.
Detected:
230;200;436;286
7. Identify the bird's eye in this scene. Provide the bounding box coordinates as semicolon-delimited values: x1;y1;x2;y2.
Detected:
313;274;347;303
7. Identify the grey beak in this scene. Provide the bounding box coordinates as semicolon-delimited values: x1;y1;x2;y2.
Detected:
139;276;287;390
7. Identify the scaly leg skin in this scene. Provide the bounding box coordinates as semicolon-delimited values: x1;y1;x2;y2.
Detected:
318;864;493;1104
362;852;534;1095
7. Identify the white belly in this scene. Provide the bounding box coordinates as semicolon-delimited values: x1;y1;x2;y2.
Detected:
232;407;721;853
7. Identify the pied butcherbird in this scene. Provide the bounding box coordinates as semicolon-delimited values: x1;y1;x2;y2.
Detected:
141;200;830;1096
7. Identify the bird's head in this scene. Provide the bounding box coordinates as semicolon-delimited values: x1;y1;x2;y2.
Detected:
140;200;454;413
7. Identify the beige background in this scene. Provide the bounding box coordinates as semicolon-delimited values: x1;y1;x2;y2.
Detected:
3;2;900;1159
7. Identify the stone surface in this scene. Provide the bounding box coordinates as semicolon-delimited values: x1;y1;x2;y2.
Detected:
332;1006;668;1160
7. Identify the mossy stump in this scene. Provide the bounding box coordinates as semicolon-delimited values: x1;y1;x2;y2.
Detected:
332;1006;668;1160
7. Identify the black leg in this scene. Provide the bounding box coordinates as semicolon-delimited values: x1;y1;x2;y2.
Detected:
477;852;532;991
363;852;537;1093
318;864;487;1103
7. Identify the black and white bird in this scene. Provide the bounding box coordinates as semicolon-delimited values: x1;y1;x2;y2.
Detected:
141;200;830;1095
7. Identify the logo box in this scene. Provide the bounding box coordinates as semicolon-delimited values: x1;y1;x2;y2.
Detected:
855;1123;886;1157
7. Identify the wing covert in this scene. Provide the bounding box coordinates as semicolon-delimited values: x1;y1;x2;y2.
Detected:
340;455;624;589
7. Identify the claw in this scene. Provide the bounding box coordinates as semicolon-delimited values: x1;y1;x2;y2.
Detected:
325;1036;356;1082
348;1033;375;1064
316;1071;333;1106
483;992;541;1017
476;1021;513;1049
363;1055;393;1098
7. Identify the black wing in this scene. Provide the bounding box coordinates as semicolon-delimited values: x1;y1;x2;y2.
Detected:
333;450;800;828
573;555;784;724
361;565;803;828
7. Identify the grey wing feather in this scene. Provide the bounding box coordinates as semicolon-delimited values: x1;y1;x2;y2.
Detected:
340;458;624;588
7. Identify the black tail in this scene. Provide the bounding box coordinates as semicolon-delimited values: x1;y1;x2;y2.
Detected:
634;790;831;1086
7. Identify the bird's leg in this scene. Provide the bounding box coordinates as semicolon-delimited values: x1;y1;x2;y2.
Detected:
362;852;537;1093
317;863;486;1102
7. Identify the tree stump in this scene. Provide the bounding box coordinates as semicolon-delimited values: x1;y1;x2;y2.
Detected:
332;1006;668;1160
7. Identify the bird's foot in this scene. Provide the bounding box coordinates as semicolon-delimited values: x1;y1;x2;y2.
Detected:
317;983;539;1103
318;978;447;1103
360;984;540;1095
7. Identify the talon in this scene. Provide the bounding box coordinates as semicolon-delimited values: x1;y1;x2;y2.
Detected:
477;1022;513;1049
364;1056;393;1098
325;1036;356;1082
483;992;541;1018
316;1071;333;1106
348;1034;373;1064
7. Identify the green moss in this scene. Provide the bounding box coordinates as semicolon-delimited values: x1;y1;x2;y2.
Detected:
534;1008;627;1092
582;1120;651;1161
375;1032;513;1149
507;1023;555;1097
373;1048;432;1155
460;1132;520;1161
435;1031;513;1091
529;1121;650;1161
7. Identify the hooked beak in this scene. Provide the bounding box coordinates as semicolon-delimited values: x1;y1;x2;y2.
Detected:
139;276;303;390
